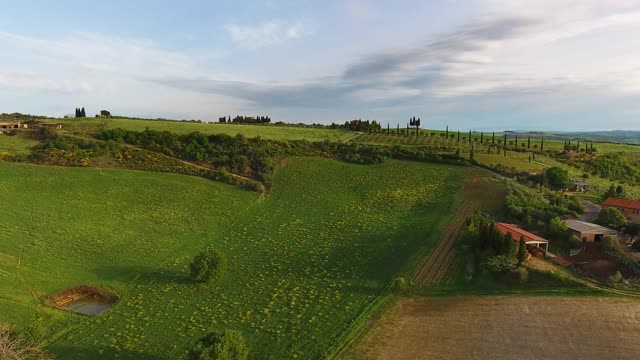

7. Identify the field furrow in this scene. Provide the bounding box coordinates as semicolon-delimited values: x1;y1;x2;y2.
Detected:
412;201;477;287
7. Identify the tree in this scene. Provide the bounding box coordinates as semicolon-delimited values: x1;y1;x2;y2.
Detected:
80;107;86;117
0;325;53;360
517;236;527;267
189;330;248;360
100;110;111;117
190;249;227;283
596;208;627;230
545;167;571;189
622;222;640;243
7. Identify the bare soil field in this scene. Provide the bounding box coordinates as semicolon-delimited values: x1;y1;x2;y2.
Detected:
343;296;640;360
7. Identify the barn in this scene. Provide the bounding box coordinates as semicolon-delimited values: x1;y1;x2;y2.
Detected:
496;223;549;254
562;219;617;243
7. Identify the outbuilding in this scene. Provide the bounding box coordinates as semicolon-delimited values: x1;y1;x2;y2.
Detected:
496;223;549;254
562;219;617;242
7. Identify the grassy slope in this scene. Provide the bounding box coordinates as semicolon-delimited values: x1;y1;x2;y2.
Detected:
0;158;469;359
55;117;353;142
0;133;40;155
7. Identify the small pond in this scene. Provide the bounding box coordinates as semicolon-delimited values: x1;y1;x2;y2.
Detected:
61;298;113;315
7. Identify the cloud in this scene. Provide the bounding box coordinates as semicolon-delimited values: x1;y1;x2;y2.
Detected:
0;68;93;94
225;20;310;49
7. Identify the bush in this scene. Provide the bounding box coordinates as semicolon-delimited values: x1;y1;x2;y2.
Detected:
391;277;406;292
0;324;53;360
595;207;627;230
608;270;623;284
189;330;248;360
600;236;619;252
507;267;529;287
482;255;517;273
568;235;584;249
545;167;571;189
190;249;227;284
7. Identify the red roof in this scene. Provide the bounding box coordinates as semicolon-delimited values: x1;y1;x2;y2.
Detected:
496;223;548;244
603;197;640;210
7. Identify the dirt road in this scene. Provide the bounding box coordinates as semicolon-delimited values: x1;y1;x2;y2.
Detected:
579;198;601;223
343;296;640;360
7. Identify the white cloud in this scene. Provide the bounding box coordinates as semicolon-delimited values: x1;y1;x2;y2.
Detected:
225;21;310;49
0;68;93;94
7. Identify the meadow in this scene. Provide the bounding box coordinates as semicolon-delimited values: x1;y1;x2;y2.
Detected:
55;117;354;142
0;132;40;155
0;158;470;359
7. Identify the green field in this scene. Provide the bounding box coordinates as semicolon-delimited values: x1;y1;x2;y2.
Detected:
0;133;40;155
0;158;469;359
55;118;353;142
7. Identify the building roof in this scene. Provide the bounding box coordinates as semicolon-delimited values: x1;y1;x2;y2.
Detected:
496;223;548;244
562;219;617;234
603;197;640;210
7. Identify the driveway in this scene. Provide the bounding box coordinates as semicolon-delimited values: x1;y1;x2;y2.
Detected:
580;198;601;222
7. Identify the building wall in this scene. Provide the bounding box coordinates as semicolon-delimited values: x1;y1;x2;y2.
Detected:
603;205;640;222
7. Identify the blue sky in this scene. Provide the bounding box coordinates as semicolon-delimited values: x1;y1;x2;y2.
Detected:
1;0;640;130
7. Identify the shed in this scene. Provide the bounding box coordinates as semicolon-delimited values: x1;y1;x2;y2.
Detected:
496;223;549;253
562;219;617;243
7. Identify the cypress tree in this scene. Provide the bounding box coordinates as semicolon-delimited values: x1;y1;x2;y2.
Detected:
397;124;400;135
517;237;527;267
446;125;449;138
568;139;571;151
387;123;390;134
503;133;507;145
515;135;518;147
527;136;530;148
481;132;484;144
457;130;460;142
577;140;580;152
470;144;475;161
541;137;544;151
468;130;472;143
492;132;495;145
81;107;85;117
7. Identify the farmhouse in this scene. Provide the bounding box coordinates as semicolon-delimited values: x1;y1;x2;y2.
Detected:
496;223;549;253
603;198;640;222
562;219;617;242
0;121;28;130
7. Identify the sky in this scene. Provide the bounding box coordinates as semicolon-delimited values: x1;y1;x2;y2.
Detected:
1;0;640;131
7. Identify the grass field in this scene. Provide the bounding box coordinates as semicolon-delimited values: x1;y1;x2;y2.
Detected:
343;296;640;360
0;133;40;155
0;158;470;359
55;117;354;142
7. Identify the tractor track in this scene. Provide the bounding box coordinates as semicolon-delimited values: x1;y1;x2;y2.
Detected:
412;201;478;287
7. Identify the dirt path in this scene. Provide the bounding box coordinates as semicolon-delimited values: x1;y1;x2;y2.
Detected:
579;198;601;222
411;201;478;286
342;296;640;360
343;132;363;143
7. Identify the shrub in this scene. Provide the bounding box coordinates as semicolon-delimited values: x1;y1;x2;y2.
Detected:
482;255;517;273
608;270;623;284
568;235;584;249
189;330;248;360
600;236;619;252
0;324;53;360
545;167;571;189
595;207;627;230
190;249;227;284
391;277;406;292
507;267;529;287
